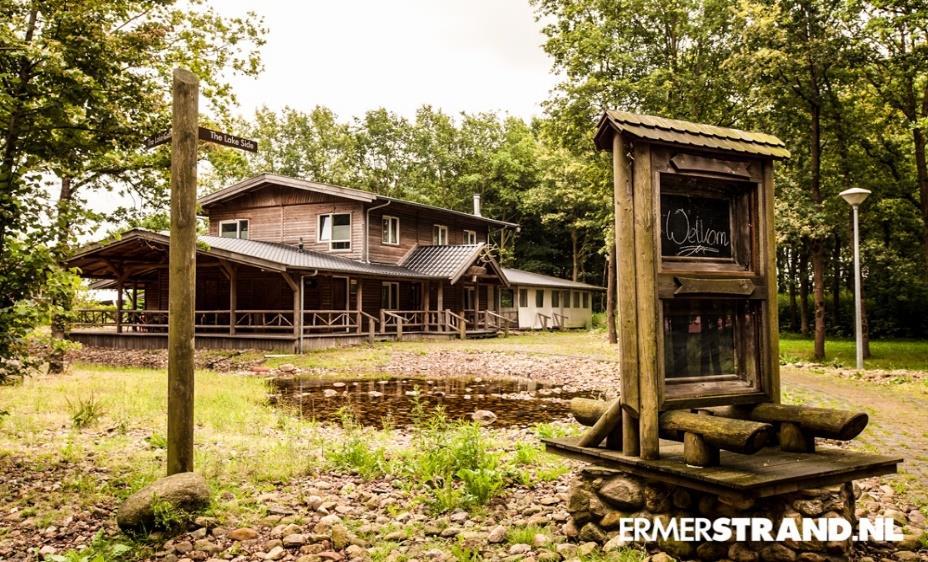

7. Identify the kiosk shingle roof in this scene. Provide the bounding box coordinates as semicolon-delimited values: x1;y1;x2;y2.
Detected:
595;110;790;159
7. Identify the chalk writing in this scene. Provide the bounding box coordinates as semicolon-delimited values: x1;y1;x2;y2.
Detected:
661;194;732;258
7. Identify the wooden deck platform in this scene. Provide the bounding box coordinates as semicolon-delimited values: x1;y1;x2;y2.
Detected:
543;437;901;499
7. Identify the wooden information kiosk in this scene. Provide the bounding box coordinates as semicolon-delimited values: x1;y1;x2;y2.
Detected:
544;112;900;503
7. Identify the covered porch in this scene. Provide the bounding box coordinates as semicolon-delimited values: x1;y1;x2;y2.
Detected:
66;230;515;352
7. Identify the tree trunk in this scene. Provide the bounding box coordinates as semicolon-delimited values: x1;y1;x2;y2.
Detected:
914;127;928;273
799;245;810;336
809;97;826;360
48;176;74;374
788;248;799;331
606;243;617;344
812;239;827;360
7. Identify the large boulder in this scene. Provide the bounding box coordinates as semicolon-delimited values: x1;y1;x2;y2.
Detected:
116;472;210;532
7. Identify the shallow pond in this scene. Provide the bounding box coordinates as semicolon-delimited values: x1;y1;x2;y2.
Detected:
270;376;598;427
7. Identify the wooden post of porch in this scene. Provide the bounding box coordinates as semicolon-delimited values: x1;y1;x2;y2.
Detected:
356;279;363;334
437;283;444;332
115;279;124;333
281;272;300;340
474;282;481;330
422;281;430;332
227;264;237;335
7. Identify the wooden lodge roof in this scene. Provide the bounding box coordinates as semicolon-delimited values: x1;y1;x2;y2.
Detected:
198;173;519;228
594;110;790;159
68;229;512;284
502;268;604;291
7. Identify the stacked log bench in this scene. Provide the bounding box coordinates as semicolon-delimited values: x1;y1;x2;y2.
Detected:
569;398;869;468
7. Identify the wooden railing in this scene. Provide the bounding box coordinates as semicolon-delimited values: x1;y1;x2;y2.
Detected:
536;312;552;331
444;310;467;340
72;309;295;334
483;310;517;336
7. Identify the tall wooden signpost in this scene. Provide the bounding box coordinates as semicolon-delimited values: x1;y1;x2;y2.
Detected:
163;68;257;476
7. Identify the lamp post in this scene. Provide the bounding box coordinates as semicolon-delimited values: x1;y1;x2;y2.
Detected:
839;187;871;371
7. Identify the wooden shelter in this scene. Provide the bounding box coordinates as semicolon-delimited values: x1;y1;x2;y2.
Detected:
544;111;900;497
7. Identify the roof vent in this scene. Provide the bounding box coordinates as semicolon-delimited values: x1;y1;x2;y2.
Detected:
473;194;481;217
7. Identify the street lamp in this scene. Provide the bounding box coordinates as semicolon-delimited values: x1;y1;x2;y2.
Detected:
839;187;871;370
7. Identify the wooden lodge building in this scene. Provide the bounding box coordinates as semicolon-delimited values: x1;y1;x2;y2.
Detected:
67;174;602;352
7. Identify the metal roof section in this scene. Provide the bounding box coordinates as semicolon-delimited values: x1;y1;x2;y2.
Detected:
197;173;518;227
594;110;790;159
502;267;605;291
402;244;510;286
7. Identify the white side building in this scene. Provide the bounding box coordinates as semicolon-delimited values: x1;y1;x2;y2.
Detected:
498;268;605;330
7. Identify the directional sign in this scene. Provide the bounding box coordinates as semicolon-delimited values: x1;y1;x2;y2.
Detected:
145;126;258;153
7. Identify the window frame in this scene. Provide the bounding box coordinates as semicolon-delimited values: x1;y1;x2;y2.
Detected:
552;290;560;308
382;215;400;246
573;291;581;308
433;224;449;245
535;289;544;308
518;288;528;308
582;291;589;309
318;212;352;251
219;219;249;240
463;229;477;244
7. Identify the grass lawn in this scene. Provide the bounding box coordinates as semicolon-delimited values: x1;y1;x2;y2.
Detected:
779;333;928;371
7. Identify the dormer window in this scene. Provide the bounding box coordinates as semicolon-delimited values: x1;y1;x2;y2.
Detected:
464;229;477;244
319;213;351;251
219;219;249;239
382;215;400;245
433;224;448;245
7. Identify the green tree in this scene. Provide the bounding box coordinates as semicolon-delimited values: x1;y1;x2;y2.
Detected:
0;0;265;372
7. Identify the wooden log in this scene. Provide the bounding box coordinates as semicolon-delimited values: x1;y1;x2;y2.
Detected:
762;161;781;403
570;397;607;426
660;410;772;455
571;400;772;455
578;398;623;448
167;68;199;476
683;431;720;467
749;403;868;441
778;421;815;453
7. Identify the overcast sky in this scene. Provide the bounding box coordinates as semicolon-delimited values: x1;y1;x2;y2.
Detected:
215;0;558;122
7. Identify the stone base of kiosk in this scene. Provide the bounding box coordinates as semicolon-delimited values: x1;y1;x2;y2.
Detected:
565;465;858;561
545;437;902;560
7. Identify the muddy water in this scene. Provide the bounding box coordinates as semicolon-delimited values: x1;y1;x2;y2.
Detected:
271;377;599;427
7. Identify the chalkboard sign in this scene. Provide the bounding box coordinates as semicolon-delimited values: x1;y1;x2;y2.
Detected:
660;194;733;258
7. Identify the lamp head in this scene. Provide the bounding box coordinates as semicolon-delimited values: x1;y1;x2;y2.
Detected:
840;187;872;207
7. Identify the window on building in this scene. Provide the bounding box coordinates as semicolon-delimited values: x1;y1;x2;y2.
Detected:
464;229;477;244
519;288;528;308
381;282;399;309
535;289;544;308
552;290;560;308
382;215;400;245
573;291;581;308
219;219;249;239
582;291;589;308
319;213;351;250
433;224;448;245
562;291;570;308
500;289;514;308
